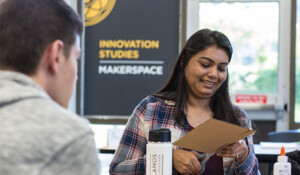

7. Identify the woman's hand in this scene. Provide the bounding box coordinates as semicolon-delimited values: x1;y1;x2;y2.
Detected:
217;139;249;164
173;149;202;175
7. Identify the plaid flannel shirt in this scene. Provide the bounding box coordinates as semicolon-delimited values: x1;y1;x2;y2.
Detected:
109;95;260;175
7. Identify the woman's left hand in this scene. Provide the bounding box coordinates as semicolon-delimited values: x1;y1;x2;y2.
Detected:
216;139;249;164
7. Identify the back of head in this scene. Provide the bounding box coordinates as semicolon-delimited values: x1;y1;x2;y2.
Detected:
0;0;83;75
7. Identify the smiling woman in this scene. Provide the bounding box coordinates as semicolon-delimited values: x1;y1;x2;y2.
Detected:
184;46;228;101
109;29;260;175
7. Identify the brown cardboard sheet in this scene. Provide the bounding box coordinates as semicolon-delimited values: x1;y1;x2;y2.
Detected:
173;118;256;154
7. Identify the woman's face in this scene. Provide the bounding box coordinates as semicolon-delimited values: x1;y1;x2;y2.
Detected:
184;45;229;100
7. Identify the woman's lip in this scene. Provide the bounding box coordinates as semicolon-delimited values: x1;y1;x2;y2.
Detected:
201;79;216;85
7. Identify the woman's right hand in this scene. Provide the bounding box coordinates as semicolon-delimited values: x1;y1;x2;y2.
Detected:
173;149;202;175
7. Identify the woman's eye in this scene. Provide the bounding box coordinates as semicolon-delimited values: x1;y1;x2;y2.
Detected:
201;64;210;68
218;67;226;72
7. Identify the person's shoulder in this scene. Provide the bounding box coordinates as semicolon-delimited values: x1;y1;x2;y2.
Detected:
139;95;175;108
132;96;176;126
1;98;93;155
42;101;95;147
232;104;247;117
143;95;163;103
232;104;252;125
29;98;92;134
50;102;91;130
132;95;175;117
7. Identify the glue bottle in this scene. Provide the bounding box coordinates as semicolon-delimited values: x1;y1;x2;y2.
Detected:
146;128;172;175
273;146;291;175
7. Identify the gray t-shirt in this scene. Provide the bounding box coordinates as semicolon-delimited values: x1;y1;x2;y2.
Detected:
0;71;100;175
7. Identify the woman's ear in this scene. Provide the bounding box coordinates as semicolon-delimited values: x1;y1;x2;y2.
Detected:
180;58;186;70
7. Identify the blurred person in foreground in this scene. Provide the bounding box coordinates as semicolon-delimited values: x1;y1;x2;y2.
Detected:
110;29;260;175
0;0;100;174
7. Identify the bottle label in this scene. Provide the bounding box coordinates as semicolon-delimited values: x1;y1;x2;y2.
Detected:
278;169;291;175
149;153;163;175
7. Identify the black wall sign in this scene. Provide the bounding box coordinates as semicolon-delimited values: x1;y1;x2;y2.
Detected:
84;0;179;116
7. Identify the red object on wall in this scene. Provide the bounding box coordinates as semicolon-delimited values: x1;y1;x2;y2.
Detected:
235;95;267;104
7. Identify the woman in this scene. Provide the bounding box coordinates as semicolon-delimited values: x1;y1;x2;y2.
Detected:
110;29;260;175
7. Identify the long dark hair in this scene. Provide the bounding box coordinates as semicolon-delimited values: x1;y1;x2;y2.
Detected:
154;29;240;127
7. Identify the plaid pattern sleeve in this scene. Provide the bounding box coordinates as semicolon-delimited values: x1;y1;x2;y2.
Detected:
109;98;149;175
109;96;181;174
234;107;260;175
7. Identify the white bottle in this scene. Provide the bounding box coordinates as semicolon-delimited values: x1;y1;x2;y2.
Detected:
146;128;172;175
273;146;291;175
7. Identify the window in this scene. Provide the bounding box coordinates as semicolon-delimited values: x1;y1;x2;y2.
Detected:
294;0;300;123
186;0;291;130
189;1;279;93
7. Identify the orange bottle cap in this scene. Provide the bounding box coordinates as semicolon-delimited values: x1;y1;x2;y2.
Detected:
280;146;285;156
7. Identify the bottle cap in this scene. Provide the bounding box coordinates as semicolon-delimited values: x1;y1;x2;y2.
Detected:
280;146;285;156
149;128;171;142
278;146;288;162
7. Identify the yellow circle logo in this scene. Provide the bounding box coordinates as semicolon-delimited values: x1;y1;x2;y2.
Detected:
85;0;116;26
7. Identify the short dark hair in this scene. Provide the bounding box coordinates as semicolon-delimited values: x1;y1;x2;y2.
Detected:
154;29;240;127
0;0;83;75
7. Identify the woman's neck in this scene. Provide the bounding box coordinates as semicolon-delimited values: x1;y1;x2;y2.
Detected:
186;94;213;128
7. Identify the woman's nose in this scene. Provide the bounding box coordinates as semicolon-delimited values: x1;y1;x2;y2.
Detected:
208;67;218;78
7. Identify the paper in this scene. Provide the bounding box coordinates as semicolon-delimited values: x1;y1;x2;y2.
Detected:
107;128;124;147
173;118;256;154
